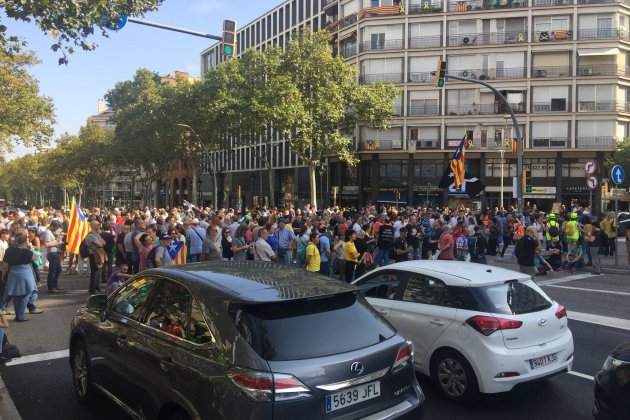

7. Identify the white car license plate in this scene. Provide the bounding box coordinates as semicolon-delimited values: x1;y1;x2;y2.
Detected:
529;353;558;370
325;381;380;413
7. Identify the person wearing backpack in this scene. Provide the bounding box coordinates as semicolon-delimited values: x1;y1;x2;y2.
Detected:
151;234;172;268
468;226;488;264
564;212;580;251
317;226;332;276
515;226;541;279
545;213;561;246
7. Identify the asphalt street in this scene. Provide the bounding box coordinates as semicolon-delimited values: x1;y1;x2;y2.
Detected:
0;261;628;420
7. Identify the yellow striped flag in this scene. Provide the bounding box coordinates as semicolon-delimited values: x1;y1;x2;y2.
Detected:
66;197;90;255
450;132;468;189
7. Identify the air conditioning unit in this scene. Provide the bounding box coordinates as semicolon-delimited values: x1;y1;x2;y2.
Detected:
459;70;471;77
462;36;471;45
534;69;547;78
391;140;403;149
580;67;594;76
421;140;435;148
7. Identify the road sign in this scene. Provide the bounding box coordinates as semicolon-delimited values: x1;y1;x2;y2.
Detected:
611;165;625;185
160;191;167;198
584;160;598;175
586;175;598;190
102;15;127;30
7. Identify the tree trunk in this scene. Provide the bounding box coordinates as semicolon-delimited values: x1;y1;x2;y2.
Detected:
309;163;317;211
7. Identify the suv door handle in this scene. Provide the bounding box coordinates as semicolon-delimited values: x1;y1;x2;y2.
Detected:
429;319;446;326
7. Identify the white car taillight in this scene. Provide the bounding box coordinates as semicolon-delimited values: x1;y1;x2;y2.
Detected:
392;341;414;373
555;304;567;319
466;315;523;336
228;367;311;402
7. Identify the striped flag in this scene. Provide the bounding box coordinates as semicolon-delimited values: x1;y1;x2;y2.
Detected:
167;241;187;265
449;132;468;189
66;197;89;255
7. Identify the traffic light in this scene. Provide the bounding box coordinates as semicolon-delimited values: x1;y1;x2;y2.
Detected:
222;19;237;57
434;59;447;88
522;169;532;193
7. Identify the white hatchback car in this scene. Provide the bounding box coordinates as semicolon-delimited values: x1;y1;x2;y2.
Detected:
353;260;574;403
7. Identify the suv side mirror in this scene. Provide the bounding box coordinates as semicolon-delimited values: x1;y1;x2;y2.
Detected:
86;294;107;311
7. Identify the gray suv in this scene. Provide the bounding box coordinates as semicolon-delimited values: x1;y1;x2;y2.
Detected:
69;261;425;420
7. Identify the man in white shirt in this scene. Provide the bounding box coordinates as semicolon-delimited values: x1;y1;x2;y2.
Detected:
253;229;276;261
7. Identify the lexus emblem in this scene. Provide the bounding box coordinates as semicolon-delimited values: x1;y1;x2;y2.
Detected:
538;318;547;326
350;362;364;375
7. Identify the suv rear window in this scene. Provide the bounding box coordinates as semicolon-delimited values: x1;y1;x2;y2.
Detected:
229;292;396;361
472;280;552;315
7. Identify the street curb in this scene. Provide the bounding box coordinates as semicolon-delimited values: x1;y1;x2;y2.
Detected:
0;373;21;420
491;257;629;276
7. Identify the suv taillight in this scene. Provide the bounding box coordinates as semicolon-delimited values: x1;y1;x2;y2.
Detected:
228;367;311;402
466;315;523;336
392;341;413;372
555;304;567;319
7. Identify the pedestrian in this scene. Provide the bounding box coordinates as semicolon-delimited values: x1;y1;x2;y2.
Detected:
26;226;42;287
115;224;130;267
515;226;540;279
305;232;321;273
201;227;222;262
333;231;346;281
586;222;602;275
85;221;106;294
42;220;63;294
564;212;580;251
374;217;395;267
185;218;206;263
100;222;116;284
344;230;360;282
455;228;470;261
562;241;584;273
318;226;332;276
545;237;563;272
600;212;617;257
405;215;422;260
438;225;454;260
468;226;488;264
274;218;296;265
230;225;250;261
253;228;276;262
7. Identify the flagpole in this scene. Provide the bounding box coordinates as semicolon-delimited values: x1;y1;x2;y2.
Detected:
446;74;523;214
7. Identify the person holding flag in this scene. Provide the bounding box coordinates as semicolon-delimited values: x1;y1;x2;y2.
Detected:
438;132;486;198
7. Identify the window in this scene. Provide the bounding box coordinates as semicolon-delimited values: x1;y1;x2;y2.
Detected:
306;0;312;18
279;8;284;32
189;299;215;344
371;33;385;49
110;277;157;321
292;0;297;26
357;271;405;299
472;280;552;315
402;275;447;305
145;279;192;339
534;16;569;32
267;15;272;39
414;160;444;177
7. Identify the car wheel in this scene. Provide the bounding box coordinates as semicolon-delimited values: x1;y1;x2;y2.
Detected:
431;349;479;403
71;340;95;404
168;411;191;420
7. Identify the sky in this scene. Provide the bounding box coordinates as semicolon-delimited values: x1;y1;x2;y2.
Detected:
4;0;281;160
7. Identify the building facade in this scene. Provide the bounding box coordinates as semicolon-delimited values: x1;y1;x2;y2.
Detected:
200;0;630;212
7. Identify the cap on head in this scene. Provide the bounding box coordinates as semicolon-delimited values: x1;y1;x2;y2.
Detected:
159;233;171;241
547;213;556;220
570;212;578;220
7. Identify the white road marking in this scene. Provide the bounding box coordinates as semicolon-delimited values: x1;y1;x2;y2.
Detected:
568;371;594;381
568;311;630;331
5;349;69;366
537;273;595;286
547;284;630;297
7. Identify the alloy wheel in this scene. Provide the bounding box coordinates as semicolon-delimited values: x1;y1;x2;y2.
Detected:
437;357;467;397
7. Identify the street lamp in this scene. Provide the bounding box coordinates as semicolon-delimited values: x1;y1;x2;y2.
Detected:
318;162;327;209
176;123;219;210
501;114;510;211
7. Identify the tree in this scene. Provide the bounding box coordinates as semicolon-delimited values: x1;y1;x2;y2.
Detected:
1;0;165;64
279;29;399;210
606;137;630;188
0;37;55;153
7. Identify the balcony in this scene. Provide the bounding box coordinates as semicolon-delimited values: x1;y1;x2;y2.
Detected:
577;64;622;77
359;39;404;52
531;99;569;112
578;28;628;41
409;139;441;149
339;14;357;30
358;139;405;151
408;71;434;83
340;44;357;58
357;5;404;20
447;31;528;46
446;103;525;115
577;101;624;112
450;67;527;80
409;1;443;13
408;36;442;48
533;0;571;6
408;103;440;116
531;137;569;148
359;73;405;84
447;0;527;12
531;66;571;78
576;137;616;148
533;30;572;42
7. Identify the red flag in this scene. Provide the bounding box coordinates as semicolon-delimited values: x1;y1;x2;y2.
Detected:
450;132;468;189
66;197;89;255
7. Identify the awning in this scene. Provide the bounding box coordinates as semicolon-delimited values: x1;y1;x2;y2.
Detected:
577;47;619;57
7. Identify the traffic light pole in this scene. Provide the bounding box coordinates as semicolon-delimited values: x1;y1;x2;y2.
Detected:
445;73;524;214
127;17;222;40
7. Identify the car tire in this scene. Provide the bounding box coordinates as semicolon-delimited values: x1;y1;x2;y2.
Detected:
431;349;479;404
168;411;191;420
71;340;96;405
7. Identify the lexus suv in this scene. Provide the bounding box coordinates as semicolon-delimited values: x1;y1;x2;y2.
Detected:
69;261;425;419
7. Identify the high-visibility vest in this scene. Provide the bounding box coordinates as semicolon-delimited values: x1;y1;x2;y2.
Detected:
565;220;579;240
545;220;560;240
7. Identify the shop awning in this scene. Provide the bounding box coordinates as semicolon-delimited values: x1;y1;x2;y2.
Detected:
577;47;619;57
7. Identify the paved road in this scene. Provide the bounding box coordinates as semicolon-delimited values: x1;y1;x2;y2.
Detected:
0;265;627;419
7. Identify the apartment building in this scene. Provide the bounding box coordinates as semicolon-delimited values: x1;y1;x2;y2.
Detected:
201;0;630;211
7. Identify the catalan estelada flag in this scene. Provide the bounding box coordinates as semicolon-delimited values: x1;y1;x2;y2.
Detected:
450;132;468;189
167;241;187;265
66;197;89;255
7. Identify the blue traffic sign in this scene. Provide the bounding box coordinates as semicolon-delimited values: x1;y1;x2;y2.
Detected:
101;15;127;30
611;165;625;185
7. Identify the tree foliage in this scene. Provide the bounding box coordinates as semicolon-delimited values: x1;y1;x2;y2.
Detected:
606;138;630;187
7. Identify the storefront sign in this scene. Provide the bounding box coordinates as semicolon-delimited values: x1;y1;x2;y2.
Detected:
342;186;359;195
528;186;556;194
564;186;588;193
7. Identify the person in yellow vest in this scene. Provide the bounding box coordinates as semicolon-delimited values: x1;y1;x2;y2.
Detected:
305;232;321;273
545;213;561;243
564;212;580;251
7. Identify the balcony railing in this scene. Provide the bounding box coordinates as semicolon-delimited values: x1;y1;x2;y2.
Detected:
577;0;617;4
446;103;525;115
359;73;405;84
408;71;434;83
531;100;569;112
447;0;528;12
450;67;526;80
340;44;357;58
408;104;440;116
358;139;405;151
408;36;442;48
531;66;571;78
531;137;569;148
533;30;572;42
577;28;628;41
359;39;404;52
577;101;625;112
409;1;443;13
357;5;404;19
577;64;622;77
339;14;357;30
533;0;571;6
409;139;441;149
576;137;615;148
447;31;529;46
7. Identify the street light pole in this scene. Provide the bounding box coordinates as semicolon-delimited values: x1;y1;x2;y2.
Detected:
177;124;218;210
